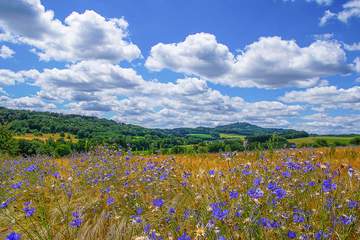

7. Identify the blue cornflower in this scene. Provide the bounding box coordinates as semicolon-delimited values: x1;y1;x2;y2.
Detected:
183;209;191;219
282;171;291;178
339;215;354;225
247;187;264;199
25;164;37;172
168;207;176;214
153;198;164;208
23;202;35;217
209;170;215;176
70;218;82;228
178;232;191;240
253;177;262;186
258;217;272;228
322;179;336;192
6;232;21;240
293;213;305;223
136;207;143;215
242;167;252;176
218;236;226;240
287;231;296;239
11;181;22;189
106;196;115;206
210;202;229;221
348;200;358;209
267;182;278;191
229;190;239;199
1;199;10;209
315;230;329;240
258;218;279;229
144;223;151;233
308;181;316;187
273;188;287;199
348;166;353;177
69;211;82;228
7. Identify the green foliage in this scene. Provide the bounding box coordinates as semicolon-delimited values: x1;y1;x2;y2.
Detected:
0;107;322;157
55;144;72;157
0;124;18;156
350;137;360;145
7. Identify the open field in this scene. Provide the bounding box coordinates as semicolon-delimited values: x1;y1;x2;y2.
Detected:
187;133;212;139
14;133;78;143
219;133;246;139
1;147;360;239
289;136;358;146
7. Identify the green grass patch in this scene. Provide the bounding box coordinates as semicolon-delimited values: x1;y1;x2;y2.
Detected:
288;136;356;146
187;133;212;139
220;133;245;139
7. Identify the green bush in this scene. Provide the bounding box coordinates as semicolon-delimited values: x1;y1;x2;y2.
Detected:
55;144;72;157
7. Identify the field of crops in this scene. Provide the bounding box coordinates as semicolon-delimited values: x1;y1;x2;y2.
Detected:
288;136;357;146
219;134;245;140
1;147;360;239
14;133;78;143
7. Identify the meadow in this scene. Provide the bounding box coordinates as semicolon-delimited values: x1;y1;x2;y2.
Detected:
1;147;359;240
13;133;78;143
288;136;358;147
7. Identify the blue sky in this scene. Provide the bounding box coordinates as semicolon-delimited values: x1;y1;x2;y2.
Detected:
0;0;359;133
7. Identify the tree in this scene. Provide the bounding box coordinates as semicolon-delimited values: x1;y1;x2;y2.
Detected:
350;137;360;145
55;144;72;157
0;124;18;155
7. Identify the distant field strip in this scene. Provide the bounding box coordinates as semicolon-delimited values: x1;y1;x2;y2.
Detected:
289;136;357;145
219;133;246;139
14;133;78;142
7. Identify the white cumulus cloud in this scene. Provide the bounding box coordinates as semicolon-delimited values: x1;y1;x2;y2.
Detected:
0;0;140;62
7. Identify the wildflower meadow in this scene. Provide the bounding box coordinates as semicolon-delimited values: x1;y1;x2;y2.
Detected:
1;147;359;239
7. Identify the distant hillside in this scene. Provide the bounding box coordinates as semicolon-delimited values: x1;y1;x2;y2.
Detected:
0;107;308;139
164;122;308;139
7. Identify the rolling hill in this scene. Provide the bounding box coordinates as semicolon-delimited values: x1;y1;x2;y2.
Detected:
0;107;308;139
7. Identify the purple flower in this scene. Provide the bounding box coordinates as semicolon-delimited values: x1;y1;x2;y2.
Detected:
287;231;296;239
339;215;354;225
247;187;264;199
322;179;336;192
293;214;304;223
209;170;215;176
348;166;353;177
153;198;164;208
258;217;279;229
308;181;316;187
144;223;151;233
23;202;35;217
348;200;358;209
178;232;191;240
70;218;82;228
106;196;115;206
273;188;287;199
136;207;143;215
229;190;239;199
69;211;82;228
168;207;176;214
267;182;278;191
25;164;37;172
1;199;10;209
6;232;21;240
242;167;252;176
253;177;262;186
11;181;22;189
210;202;229;221
282;171;291;178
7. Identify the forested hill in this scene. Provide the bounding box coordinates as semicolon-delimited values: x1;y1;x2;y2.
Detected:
0;107;307;139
